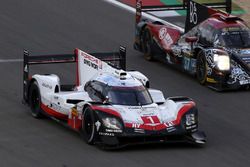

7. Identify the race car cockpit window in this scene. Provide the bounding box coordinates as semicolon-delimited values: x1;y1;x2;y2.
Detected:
219;27;250;48
107;86;153;106
85;81;106;102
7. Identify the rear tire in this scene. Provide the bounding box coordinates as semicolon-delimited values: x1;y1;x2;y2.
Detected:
142;29;154;61
81;106;96;145
196;51;207;85
29;81;43;118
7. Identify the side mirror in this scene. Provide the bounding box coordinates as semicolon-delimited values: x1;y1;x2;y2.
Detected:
185;36;198;43
148;89;165;105
185;37;198;52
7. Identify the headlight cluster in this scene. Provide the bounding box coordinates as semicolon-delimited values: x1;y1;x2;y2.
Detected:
186;113;196;126
213;54;230;71
102;117;122;130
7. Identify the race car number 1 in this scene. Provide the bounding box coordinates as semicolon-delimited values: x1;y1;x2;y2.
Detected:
190;1;197;25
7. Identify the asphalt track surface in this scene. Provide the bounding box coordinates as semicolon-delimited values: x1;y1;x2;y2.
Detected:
0;0;249;167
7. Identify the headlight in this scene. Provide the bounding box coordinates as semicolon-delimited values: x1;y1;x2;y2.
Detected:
102;117;122;130
186;114;196;126
213;54;230;71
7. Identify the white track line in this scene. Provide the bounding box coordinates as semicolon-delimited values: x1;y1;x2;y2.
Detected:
0;59;23;63
103;0;184;32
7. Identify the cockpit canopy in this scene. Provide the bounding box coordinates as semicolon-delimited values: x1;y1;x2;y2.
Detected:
85;80;153;106
107;86;153;106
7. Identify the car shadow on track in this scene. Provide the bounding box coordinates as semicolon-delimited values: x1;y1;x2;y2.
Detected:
102;142;207;152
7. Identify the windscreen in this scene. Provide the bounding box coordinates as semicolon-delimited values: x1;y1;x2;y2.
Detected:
219;27;250;48
107;86;153;106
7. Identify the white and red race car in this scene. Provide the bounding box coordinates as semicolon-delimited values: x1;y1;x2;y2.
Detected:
23;46;206;148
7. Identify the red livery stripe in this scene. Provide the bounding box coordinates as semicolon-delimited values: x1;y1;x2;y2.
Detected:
91;106;122;118
41;103;68;120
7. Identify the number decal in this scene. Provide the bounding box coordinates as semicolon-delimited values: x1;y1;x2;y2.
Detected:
141;116;160;124
147;116;155;124
190;1;198;25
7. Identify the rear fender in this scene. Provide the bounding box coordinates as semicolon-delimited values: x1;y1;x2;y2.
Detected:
32;74;60;103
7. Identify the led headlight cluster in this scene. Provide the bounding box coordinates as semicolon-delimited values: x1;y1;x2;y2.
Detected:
102;117;122;130
213;54;230;71
186;113;196;126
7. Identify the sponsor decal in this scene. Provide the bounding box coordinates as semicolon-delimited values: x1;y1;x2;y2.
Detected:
186;124;197;130
159;27;173;45
134;128;145;134
206;77;217;83
159;27;167;40
140;112;155;116
164;121;174;128
105;129;122;133
83;53;102;70
71;108;78;117
84;59;99;70
240;49;250;55
186;114;195;126
165;33;173;45
99;132;115;136
42;83;52;89
166;126;176;133
132;123;141;129
95;121;101;132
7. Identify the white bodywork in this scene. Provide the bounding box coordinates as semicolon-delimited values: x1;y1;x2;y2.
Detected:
33;49;192;126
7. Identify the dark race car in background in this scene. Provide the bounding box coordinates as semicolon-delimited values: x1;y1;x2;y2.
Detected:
134;0;250;91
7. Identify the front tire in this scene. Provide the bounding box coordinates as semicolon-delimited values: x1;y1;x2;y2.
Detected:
29;81;43;118
196;51;207;85
142;29;154;61
81;106;96;145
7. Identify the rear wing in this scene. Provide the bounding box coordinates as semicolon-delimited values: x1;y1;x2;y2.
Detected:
23;46;126;102
135;0;232;31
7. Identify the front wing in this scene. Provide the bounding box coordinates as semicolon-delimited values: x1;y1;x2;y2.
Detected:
95;125;206;148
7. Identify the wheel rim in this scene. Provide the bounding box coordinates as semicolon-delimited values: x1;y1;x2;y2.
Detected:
83;109;94;139
31;90;40;111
